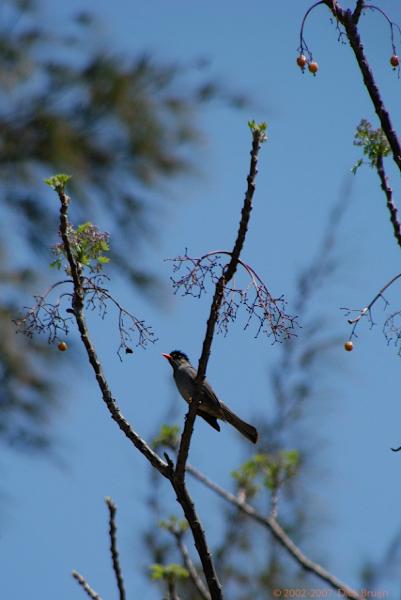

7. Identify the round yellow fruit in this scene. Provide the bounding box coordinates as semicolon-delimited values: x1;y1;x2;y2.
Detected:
344;340;353;352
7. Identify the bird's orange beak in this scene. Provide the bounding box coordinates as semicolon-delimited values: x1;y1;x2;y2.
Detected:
162;353;172;360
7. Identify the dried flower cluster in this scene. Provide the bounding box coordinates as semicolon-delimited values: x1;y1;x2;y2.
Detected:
14;272;157;359
168;250;298;342
383;311;401;355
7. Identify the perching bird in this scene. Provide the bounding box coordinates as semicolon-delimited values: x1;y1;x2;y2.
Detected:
162;350;258;444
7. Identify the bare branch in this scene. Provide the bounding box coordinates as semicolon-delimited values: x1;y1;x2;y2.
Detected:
83;278;157;359
171;480;222;600
187;464;363;600
166;579;181;600
342;272;401;339
14;272;157;356
55;187;170;478
54;185;221;598
168;525;211;600
175;125;267;483
72;571;103;600
105;497;126;600
352;0;365;24
176;537;211;600
376;155;401;249
13;279;74;343
170;126;268;599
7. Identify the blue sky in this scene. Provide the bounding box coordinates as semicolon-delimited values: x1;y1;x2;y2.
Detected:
2;1;401;598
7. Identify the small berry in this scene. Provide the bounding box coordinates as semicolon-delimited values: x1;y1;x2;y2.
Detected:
344;341;353;352
297;55;307;69
308;61;319;74
58;341;68;352
390;54;399;68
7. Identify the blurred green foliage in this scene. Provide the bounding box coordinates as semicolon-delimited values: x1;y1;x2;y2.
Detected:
231;450;299;498
0;0;244;452
152;424;181;451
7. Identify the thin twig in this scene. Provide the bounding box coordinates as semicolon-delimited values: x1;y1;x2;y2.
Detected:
342;271;401;337
169;249;296;340
187;464;363;600
363;5;401;54
166;578;181;600
72;570;103;600
174;533;211;600
105;497;126;600
298;1;326;59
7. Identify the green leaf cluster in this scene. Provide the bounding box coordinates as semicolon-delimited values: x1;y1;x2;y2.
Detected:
231;450;299;497
352;119;391;173
152;424;180;450
149;563;189;582
159;515;188;534
248;119;268;142
44;173;71;192
51;221;110;273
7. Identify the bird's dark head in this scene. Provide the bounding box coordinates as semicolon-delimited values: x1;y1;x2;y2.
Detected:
162;350;190;368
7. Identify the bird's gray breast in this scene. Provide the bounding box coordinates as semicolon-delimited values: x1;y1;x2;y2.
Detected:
173;364;223;417
173;364;197;403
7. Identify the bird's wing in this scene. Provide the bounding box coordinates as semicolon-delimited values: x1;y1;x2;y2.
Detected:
197;410;221;432
200;378;222;413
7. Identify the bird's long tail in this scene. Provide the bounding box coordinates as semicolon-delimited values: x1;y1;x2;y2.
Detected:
221;403;258;444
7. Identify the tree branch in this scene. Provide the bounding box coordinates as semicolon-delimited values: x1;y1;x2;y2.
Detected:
175;125;267;482
72;570;103;600
56;187;170;479
376;156;401;249
325;0;401;172
172;480;222;599
352;0;365;24
56;185;221;599
166;578;181;600
343;271;401;338
173;532;211;600
57;125;266;600
105;497;126;600
187;464;363;600
171;126;266;599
